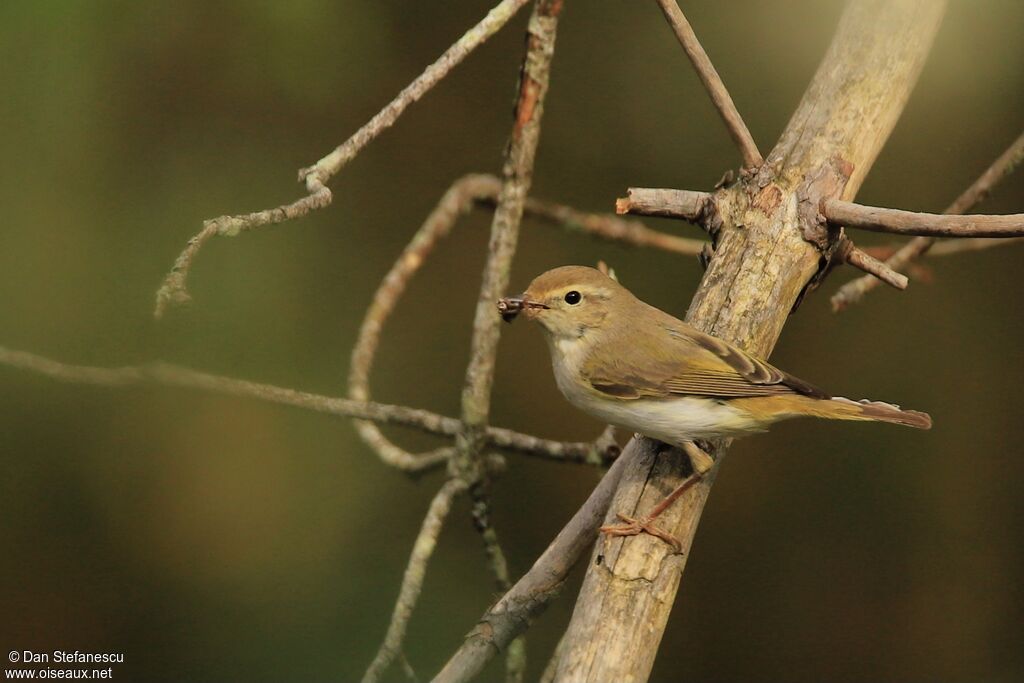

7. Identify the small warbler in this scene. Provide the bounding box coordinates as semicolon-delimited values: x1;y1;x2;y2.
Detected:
498;265;930;548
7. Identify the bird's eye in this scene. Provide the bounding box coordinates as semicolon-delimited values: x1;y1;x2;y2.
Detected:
564;290;582;305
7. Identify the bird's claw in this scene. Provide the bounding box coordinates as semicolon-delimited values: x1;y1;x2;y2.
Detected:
599;512;682;552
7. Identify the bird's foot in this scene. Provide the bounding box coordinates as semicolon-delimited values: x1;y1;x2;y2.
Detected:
600;512;681;552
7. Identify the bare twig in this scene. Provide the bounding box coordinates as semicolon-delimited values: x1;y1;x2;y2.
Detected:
832;130;1024;310
520;196;706;255
0;346;614;467
824;200;1024;237
433;439;638;683
153;0;533;318
653;0;763;168
453;5;564;680
363;478;467;683
838;240;908;290
614;187;712;222
928;235;1024;256
457;0;563;448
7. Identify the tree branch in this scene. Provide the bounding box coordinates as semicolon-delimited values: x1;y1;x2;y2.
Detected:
653;0;763;168
433;438;638;683
153;0;533;319
824;199;1024;237
553;2;946;679
0;346;615;468
363;479;467;683
452;4;564;680
614;187;712;223
927;235;1024;256
831;130;1024;310
520;196;706;255
837;239;908;290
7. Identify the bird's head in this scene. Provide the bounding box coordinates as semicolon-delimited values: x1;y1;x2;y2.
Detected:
497;265;631;340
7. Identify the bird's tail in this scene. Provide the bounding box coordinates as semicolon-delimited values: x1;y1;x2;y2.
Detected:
801;396;932;429
733;395;932;429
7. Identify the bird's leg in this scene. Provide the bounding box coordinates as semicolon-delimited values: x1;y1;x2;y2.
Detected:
600;442;714;552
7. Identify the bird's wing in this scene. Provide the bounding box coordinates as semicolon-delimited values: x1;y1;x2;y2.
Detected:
582;321;829;400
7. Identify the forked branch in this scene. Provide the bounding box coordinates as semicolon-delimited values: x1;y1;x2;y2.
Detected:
832;130;1024;310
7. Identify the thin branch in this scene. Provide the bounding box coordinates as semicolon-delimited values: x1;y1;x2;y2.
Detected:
456;6;562;681
153;0;533;319
824;200;1024;237
943;133;1024;216
614;187;712;223
348;175;500;469
454;5;564;680
837;240;908;290
470;497;525;683
457;0;563;446
433;438;638;683
0;346;615;467
363;478;467;683
927;235;1024;256
398;652;419;683
832;130;1024;310
520;196;706;255
653;0;763;168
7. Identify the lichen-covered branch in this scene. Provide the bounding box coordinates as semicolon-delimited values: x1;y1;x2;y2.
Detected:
0;346;614;467
824;199;1024;237
363;478;467;683
832;130;1024;310
653;0;763;169
153;0;533;318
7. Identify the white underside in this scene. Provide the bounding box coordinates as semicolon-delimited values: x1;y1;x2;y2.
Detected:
550;336;762;444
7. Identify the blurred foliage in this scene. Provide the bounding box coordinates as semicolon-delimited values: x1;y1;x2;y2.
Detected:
1;1;1023;681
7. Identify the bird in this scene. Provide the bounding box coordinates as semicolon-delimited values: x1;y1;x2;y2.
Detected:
497;265;930;549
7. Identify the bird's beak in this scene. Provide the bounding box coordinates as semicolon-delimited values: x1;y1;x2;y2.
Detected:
497;295;547;322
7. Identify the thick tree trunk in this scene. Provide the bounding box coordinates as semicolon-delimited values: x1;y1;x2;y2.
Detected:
553;1;946;680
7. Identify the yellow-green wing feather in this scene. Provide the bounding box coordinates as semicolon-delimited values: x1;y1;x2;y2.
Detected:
582;315;828;400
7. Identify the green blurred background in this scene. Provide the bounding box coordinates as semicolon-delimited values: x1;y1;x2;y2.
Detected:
1;1;1022;681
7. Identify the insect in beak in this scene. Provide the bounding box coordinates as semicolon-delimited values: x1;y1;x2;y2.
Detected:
497;297;524;322
497;296;547;322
